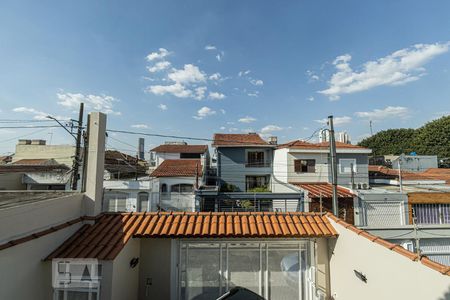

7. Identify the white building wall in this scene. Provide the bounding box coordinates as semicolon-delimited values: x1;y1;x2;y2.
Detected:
286;152;329;183
111;238;141;300
13;144;76;167
328;218;450;300
155;153;180;167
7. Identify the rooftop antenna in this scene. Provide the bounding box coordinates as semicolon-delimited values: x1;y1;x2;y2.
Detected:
369;120;373;136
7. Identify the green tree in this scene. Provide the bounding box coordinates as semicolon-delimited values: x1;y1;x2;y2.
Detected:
358;128;416;156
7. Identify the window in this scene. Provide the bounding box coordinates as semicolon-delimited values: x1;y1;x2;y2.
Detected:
180;153;201;159
138;192;149;212
246;175;270;191
246;151;266;167
161;183;168;193
171;184;194;193
294;159;315;173
105;193;127;212
179;241;315;300
339;159;357;174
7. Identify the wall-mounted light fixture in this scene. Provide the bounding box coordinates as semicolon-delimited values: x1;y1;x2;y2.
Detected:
354;270;367;283
130;257;139;268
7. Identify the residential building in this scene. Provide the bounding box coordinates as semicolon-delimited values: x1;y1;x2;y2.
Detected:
384;154;439;172
149;142;209;169
318;130;351;144
0;159;71;190
103;177;152;212
196;133;303;212
0;112;449;300
149;159;203;211
12;139;75;167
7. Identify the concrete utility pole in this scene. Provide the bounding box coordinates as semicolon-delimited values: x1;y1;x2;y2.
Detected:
328;115;339;216
398;155;403;193
71;103;84;190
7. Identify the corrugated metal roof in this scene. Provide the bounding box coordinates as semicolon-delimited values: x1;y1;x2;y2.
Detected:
46;212;337;260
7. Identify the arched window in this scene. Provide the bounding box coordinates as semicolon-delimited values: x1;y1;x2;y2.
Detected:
161;183;168;193
137;192;149;212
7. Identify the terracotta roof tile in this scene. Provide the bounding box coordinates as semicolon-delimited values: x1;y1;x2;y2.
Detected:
368;165;438;181
290;182;354;198
277;140;369;150
47;212;337;260
420;168;450;184
150;159;202;177
213;133;270;147
151;144;208;153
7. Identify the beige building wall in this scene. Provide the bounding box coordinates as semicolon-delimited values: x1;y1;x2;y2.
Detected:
138;239;173;300
328;218;450;300
110;238;141;300
13;144;76;167
0;173;26;190
0;224;83;300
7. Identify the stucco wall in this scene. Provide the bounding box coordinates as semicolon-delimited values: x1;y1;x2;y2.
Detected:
286;152;329;183
328;218;450;300
0;193;84;242
138;238;173;300
335;153;369;187
110;238;141;300
13;144;76;167
0;173;26;190
218;147;273;191
0;224;82;300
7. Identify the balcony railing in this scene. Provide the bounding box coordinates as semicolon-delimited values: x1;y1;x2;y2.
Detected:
413;203;450;225
245;161;271;168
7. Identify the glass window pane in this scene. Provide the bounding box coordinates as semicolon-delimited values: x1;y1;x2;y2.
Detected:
228;243;261;295
268;249;301;300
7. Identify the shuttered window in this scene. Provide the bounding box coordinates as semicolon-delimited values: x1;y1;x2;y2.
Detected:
294;159;315;173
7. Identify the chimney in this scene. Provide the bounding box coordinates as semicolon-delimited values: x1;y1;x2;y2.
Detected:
18;139;31;145
138;138;145;160
31;139;46;145
84;112;107;216
268;136;278;145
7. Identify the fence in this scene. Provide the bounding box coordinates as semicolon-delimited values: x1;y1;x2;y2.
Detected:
151;192;196;212
413;203;450;225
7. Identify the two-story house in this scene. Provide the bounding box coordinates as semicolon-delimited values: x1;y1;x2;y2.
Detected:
149;142;209;170
273;140;372;223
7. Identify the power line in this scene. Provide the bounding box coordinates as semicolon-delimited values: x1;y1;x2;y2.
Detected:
0;125;62;129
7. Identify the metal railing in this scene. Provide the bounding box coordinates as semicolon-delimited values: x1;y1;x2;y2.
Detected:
215;198;302;212
413;203;450;225
151;192;196;212
244;161;271;168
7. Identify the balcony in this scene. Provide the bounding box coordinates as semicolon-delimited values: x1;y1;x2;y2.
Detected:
244;161;271;168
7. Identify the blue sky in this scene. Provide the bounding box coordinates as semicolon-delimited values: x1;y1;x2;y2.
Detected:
1;1;450;154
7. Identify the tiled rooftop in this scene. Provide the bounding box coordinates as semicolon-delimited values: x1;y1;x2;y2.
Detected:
212;133;270;147
368;165;440;181
278;140;369;150
149;159;202;177
12;158;56;165
46;212;337;260
290;182;354;198
151;144;208;153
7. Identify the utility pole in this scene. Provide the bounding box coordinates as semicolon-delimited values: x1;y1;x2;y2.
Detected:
398;155;403;193
71;103;84;190
369;120;373;136
412;207;421;256
328;115;339;216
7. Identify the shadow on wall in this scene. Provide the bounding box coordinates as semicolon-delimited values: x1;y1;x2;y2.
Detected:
440;286;450;300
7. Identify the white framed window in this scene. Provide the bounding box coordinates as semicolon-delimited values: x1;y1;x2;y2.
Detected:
339;159;357;174
105;192;127;212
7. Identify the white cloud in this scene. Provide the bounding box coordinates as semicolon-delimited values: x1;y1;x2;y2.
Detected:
216;51;224;62
220;126;226;130
168;64;206;84
355;106;410;120
209;73;221;81
12;107;69;120
250;79;264;86
238;70;251;77
208;92;226;100
319;42;450;100
315;116;352;126
57;92;121;115
205;45;217;51
158;104;168;111
220;109;226;114
238;116;257;123
247;91;259;97
228;127;238;132
131;124;149;129
194;86;207;100
260;124;283;134
146;48;171;61
306;70;320;82
193;106;216;120
148;83;193;98
147;61;171;73
308;96;314;102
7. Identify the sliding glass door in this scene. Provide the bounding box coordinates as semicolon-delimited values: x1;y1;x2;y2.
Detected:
179;240;316;300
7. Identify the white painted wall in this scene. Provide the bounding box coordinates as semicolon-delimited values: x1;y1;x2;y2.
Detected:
328;218;450;300
0;224;82;300
103;179;153;212
155;152;180;167
287;152;330;183
13;144;76;167
111;238;141;300
0;193;84;243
